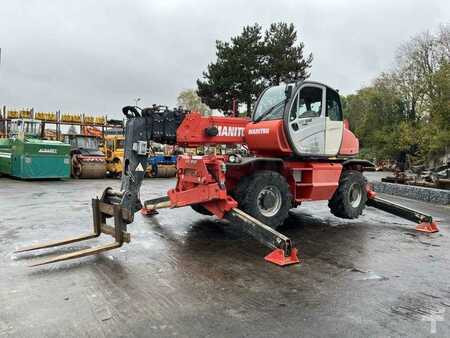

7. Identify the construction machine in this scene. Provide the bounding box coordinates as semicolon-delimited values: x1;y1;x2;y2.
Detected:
147;153;177;178
64;134;106;179
147;144;178;178
0;119;70;179
16;81;439;267
100;135;125;177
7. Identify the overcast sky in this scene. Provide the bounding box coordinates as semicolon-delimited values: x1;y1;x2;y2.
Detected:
1;0;449;118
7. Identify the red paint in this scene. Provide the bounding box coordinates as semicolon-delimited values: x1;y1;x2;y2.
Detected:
264;248;300;266
167;154;237;218
283;162;343;202
177;114;293;156
245;120;292;156
177;112;357;159
339;127;359;156
416;221;439;233
366;183;377;199
176;112;248;147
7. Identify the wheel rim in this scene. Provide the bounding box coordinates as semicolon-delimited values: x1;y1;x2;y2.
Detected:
257;185;283;217
348;182;362;208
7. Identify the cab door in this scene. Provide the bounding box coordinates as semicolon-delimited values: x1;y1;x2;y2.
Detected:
286;84;326;156
324;88;344;156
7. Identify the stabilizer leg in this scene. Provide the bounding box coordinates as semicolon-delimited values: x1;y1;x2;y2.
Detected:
141;196;171;216
226;208;300;266
366;193;439;233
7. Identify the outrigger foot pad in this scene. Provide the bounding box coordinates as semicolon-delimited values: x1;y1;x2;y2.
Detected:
416;221;439;233
264;248;300;266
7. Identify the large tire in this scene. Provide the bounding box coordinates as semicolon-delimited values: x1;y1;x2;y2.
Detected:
191;204;213;216
328;170;367;219
232;170;292;229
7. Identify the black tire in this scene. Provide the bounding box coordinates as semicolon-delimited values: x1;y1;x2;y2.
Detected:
328;170;367;219
191;204;213;216
232;170;292;229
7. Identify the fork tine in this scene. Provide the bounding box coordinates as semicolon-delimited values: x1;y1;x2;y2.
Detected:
15;233;100;253
29;242;122;267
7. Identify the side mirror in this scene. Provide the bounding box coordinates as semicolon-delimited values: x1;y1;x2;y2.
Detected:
285;85;293;100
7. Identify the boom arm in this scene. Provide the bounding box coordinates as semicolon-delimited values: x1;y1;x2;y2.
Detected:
176;112;249;147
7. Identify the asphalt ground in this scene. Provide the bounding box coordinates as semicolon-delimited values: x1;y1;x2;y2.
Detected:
1;177;449;337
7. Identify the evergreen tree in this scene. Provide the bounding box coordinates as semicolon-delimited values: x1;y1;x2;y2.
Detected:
197;23;312;115
262;22;313;85
197;24;264;115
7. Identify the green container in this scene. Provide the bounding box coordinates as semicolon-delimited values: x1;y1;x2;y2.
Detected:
0;138;70;179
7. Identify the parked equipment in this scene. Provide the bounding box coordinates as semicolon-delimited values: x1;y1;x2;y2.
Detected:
64;134;106;179
147;144;178;178
100;135;124;177
147;154;177;178
16;81;439;267
0;119;70;179
382;163;450;190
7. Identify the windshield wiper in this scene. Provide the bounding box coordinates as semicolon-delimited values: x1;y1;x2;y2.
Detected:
254;99;286;123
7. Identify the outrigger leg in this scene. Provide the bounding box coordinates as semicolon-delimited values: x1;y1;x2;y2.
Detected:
366;190;439;233
141;196;300;266
226;208;299;266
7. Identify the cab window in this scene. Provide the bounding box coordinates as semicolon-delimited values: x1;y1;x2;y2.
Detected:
290;86;323;120
326;89;343;121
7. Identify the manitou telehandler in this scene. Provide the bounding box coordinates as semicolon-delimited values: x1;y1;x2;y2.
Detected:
16;81;439;266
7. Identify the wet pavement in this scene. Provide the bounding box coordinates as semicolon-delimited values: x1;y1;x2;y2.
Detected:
1;177;449;337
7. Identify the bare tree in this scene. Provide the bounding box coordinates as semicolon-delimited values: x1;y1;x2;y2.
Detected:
177;89;211;116
394;25;450;120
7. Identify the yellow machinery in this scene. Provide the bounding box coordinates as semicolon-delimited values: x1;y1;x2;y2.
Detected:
100;135;124;177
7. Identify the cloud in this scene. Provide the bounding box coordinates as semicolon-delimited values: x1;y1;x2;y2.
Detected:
1;0;449;117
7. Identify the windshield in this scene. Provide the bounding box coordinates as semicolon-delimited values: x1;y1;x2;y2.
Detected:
64;136;100;149
79;137;100;149
253;85;287;122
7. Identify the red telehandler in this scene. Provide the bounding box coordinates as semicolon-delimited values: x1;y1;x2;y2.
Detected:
16;81;439;266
